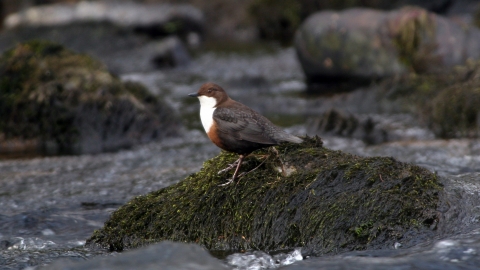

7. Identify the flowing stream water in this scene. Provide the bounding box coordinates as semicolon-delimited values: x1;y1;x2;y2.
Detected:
1;47;479;269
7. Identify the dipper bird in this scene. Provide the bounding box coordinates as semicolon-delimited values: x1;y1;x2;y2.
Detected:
189;82;303;185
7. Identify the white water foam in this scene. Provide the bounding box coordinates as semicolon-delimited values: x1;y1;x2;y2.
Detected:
226;248;303;270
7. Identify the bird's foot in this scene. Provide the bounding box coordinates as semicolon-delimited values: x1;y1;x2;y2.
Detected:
218;155;246;186
219;155;270;186
219;170;248;186
236;156;269;180
217;158;241;175
218;177;236;186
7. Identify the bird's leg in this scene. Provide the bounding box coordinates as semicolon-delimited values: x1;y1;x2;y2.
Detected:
237;147;283;178
236;154;270;183
219;155;245;186
217;157;241;175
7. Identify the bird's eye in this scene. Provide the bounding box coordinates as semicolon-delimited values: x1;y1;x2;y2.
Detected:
207;89;212;93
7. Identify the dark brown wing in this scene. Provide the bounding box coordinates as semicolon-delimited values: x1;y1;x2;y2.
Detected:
213;106;279;145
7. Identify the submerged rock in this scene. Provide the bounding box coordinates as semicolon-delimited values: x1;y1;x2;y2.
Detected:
42;241;228;270
0;40;180;155
87;136;441;256
281;228;480;269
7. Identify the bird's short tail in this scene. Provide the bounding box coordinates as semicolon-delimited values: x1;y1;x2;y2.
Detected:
281;134;303;144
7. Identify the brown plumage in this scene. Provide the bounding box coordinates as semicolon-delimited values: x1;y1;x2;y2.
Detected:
189;82;303;185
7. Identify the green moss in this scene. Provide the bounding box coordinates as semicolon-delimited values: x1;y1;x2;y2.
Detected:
248;0;409;43
249;0;302;42
0;40;172;151
87;136;441;255
474;5;480;29
0;40;99;138
382;60;480;138
123;81;158;104
430;84;480;137
391;7;439;73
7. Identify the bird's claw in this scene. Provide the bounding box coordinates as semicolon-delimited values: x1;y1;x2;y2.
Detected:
218;155;245;186
218;178;235;186
217;159;240;174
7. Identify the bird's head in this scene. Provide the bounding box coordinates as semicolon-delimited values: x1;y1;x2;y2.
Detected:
188;82;229;108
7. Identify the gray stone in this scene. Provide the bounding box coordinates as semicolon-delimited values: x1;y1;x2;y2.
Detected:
295;8;406;85
0;1;203;75
104;36;191;74
295;7;480;91
0;41;181;155
4;1;203;30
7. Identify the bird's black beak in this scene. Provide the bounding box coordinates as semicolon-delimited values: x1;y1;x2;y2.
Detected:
188;93;198;97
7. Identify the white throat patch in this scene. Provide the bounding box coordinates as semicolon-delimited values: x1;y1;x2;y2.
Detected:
198;95;217;133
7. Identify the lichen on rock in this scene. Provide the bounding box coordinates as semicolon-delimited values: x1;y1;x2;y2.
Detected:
87;136;441;256
0;40;180;155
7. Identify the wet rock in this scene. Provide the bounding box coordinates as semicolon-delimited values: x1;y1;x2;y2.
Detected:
0;40;180;155
307;109;388;145
87;136;441;256
427;72;480;138
105;36;191;74
281;228;480;269
41;241;228;270
389;6;480;73
247;0;457;44
395;0;454;14
307;109;435;144
382;60;480;139
295;8;406;91
295;7;480;92
0;22;193;75
0;240;10;250
4;1;204;45
0;1;203;74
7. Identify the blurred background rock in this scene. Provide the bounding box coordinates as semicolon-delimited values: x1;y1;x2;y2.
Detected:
1;1;480;270
1;0;480;153
2;0;480;43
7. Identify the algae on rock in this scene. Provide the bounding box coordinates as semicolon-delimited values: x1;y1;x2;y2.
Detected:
87;136;441;256
0;40;180;154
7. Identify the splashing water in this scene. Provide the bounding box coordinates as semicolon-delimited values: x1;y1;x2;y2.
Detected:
226;248;303;269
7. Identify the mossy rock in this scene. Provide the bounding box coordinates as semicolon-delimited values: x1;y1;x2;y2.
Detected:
426;61;480;138
474;5;480;29
87;136;441;256
429;85;480;138
382;60;480;138
294;8;408;91
0;40;180;154
390;7;438;73
247;0;412;43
